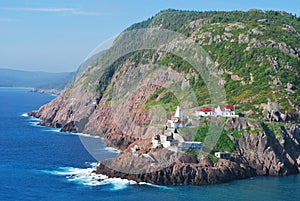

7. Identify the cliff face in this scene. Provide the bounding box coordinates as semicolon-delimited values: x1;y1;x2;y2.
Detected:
225;118;300;176
29;9;300;185
95;118;300;185
97;151;254;185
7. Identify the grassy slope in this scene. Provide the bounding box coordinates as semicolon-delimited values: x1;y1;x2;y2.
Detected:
82;9;300;153
130;9;300;119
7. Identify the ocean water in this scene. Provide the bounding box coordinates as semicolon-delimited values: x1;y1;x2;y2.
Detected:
0;87;300;201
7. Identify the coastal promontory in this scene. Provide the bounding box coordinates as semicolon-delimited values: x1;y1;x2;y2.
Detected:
30;9;300;185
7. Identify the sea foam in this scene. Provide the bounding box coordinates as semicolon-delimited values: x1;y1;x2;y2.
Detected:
56;131;101;138
21;113;42;127
22;113;101;138
28;118;42;127
41;164;136;190
41;163;169;190
21;113;28;117
43;128;61;132
104;147;121;154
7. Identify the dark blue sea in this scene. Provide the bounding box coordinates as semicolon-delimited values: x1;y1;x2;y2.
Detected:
0;87;300;201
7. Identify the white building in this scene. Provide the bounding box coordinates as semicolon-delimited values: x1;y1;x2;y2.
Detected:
195;108;215;117
152;139;160;148
215;105;236;117
167;119;184;128
160;131;174;148
174;105;183;119
166;105;184;128
152;132;174;149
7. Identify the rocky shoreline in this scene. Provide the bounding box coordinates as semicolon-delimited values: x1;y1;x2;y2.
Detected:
29;102;300;185
29;88;62;96
95;119;300;185
96;150;255;185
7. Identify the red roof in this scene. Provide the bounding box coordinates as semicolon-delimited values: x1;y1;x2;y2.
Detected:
219;105;235;111
198;108;213;112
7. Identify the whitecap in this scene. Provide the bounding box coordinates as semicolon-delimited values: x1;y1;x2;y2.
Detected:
29;122;41;127
21;113;28;117
139;182;172;190
28;119;42;127
22;114;42;126
40;165;136;190
22;114;40;122
106;177;137;190
85;162;98;168
104;147;121;154
41;164;172;190
21;113;100;139
42;128;61;132
41;128;101;138
21;113;40;125
58;132;101;138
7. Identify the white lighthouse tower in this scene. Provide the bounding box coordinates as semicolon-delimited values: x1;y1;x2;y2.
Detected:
174;105;183;119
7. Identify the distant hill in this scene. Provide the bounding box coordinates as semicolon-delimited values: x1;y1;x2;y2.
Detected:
0;68;75;92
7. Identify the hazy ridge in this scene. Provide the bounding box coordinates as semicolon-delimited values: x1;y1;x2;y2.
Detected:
0;68;75;91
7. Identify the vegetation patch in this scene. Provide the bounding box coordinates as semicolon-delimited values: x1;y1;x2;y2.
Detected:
144;87;179;113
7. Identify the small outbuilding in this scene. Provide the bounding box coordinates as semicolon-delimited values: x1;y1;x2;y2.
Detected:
214;152;231;160
195;108;215;117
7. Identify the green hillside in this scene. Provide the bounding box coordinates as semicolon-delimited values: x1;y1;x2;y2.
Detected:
122;9;300;121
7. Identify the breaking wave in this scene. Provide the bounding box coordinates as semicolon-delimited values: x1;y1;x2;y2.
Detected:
22;113;101;138
59;132;101;138
21;113;28;117
104;147;120;154
41;163;171;190
21;113;42;126
41;163;136;190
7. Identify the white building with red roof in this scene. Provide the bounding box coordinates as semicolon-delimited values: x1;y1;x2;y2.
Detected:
195;108;215;117
215;105;236;117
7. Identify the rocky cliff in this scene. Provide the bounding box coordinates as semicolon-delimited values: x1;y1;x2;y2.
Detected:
95;117;300;185
29;9;300;185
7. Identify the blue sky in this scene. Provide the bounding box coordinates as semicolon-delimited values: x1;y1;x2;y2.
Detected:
0;0;299;72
